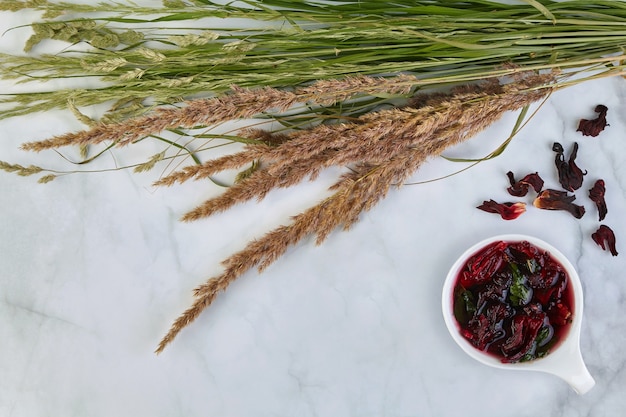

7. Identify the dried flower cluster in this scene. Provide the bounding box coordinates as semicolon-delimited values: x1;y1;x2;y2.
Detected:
19;71;554;351
476;109;618;256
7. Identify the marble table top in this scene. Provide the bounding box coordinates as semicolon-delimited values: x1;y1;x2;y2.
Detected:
1;10;625;417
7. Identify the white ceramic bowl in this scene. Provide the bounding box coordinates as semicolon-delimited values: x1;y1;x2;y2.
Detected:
441;234;595;394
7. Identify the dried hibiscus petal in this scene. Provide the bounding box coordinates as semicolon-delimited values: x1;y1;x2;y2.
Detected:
463;314;499;350
577;104;609;137
527;262;563;289
477;200;526;220
533;189;585;219
589;179;607;221
463;302;508;350
547;302;572;327
506;171;544;197
461;240;508;287
591;225;618;256
534;273;567;306
507;240;542;263
500;313;544;363
553;142;587;192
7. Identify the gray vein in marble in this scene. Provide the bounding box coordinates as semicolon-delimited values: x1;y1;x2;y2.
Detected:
543;100;569;143
164;207;184;271
600;142;626;202
379;340;403;417
416;373;435;417
2;300;84;417
286;354;323;417
328;282;349;317
1;298;84;329
587;366;625;415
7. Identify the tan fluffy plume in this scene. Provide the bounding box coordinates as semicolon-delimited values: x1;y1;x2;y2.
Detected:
20;74;419;151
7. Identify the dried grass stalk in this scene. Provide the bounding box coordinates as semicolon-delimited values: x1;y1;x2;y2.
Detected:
153;145;270;187
20;74;418;151
154;72;554;353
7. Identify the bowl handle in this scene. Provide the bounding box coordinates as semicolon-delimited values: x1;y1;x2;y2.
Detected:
545;350;595;395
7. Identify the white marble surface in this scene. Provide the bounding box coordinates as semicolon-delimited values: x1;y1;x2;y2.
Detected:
2;11;626;417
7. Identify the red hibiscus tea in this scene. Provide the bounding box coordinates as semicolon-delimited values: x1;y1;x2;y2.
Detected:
452;240;574;363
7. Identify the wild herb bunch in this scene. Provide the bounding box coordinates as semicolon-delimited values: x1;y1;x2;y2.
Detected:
2;0;626;121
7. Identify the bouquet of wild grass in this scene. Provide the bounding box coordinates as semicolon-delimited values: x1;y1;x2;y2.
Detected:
2;0;626;352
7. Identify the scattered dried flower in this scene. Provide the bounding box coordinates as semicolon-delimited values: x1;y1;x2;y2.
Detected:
588;179;607;221
591;225;618;256
577;104;608;137
533;189;585;219
506;171;544;197
552;142;586;192
477;200;526;220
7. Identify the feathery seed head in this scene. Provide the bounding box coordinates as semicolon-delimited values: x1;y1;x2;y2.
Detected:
136;47;167;63
80;57;128;73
